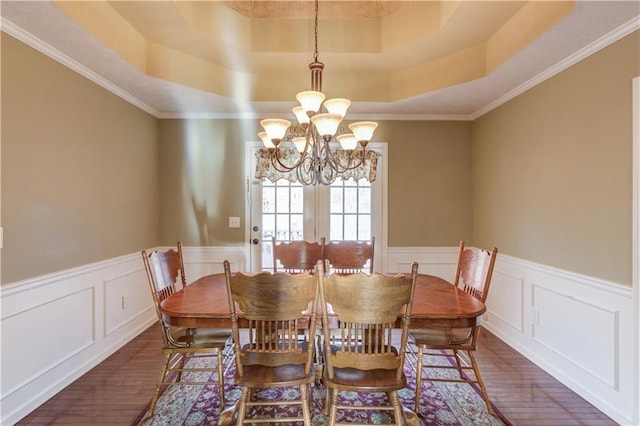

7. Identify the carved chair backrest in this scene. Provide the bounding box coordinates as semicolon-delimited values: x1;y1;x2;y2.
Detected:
141;242;188;346
318;262;418;381
453;240;498;303
224;261;320;378
272;237;326;273
323;236;375;274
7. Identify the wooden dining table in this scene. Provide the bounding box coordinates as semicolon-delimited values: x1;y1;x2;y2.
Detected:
158;272;485;426
159;272;486;329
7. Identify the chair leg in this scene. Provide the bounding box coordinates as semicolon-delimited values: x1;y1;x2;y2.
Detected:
329;388;339;425
300;384;312;425
468;351;494;416
216;352;225;409
453;349;465;378
323;385;330;416
387;391;403;426
414;346;424;413
147;353;172;417
175;353;186;382
236;387;251;425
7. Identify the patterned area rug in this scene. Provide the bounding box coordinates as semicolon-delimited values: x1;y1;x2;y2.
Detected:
134;343;510;426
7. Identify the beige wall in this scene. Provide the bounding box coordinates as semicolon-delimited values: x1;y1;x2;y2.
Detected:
472;31;639;285
3;25;635;287
376;120;473;246
158;119;256;246
1;34;160;284
157;119;473;248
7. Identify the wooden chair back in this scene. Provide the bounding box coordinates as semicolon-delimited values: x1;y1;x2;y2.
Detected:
319;262;418;380
141;244;232;419
323;236;375;274
224;262;320;378
272;236;326;273
141;242;188;345
453;241;498;303
412;242;498;416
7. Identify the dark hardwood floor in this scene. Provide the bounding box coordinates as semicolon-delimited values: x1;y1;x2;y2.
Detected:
16;325;618;425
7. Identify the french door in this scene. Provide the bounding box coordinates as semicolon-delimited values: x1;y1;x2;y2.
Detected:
246;143;385;272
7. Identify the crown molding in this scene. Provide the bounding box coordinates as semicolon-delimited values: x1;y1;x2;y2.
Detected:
0;17;161;117
156;111;473;121
471;15;640;120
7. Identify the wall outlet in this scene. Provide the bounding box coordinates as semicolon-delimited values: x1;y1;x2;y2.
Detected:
121;296;128;310
229;217;240;228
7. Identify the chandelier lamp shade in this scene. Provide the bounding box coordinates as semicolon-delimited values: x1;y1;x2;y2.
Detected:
255;0;380;186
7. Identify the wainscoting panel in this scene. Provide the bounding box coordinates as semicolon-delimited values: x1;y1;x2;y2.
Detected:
385;247;460;278
2;287;95;396
388;247;634;425
497;258;633;425
182;245;248;278
1;245;634;425
532;284;618;388
486;270;525;333
104;267;150;337
0;245;247;425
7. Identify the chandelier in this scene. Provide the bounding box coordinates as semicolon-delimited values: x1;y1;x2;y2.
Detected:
257;0;379;186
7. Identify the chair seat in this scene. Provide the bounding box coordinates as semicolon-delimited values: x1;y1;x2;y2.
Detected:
324;367;406;390
235;363;314;387
411;327;474;348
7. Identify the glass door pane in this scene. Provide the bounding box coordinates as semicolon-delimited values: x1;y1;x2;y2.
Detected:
261;180;307;271
328;178;372;241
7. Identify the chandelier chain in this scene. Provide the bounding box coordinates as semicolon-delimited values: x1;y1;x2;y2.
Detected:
314;0;319;62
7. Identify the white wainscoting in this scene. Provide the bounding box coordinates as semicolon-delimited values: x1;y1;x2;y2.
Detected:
0;246;246;425
387;247;635;425
2;246;634;425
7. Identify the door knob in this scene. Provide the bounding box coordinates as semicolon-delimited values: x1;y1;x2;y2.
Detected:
252;238;259;245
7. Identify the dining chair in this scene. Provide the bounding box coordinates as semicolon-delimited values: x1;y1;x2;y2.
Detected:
411;241;498;415
223;260;320;425
140;242;233;420
318;262;419;425
272;236;326;273
323;236;375;274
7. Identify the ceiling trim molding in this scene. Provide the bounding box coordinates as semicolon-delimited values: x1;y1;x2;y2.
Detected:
156;112;473;121
471;15;640;120
0;17;161;117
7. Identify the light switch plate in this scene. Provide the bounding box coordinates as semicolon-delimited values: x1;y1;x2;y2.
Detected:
229;217;240;228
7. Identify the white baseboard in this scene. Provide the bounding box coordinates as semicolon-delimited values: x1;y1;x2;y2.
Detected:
1;246;634;425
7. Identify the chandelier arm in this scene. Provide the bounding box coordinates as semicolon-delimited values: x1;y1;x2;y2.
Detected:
270;144;309;172
319;157;339;185
323;141;367;172
296;155;317;185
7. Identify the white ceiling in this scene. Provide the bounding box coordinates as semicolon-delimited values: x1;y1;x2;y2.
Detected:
1;1;638;120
